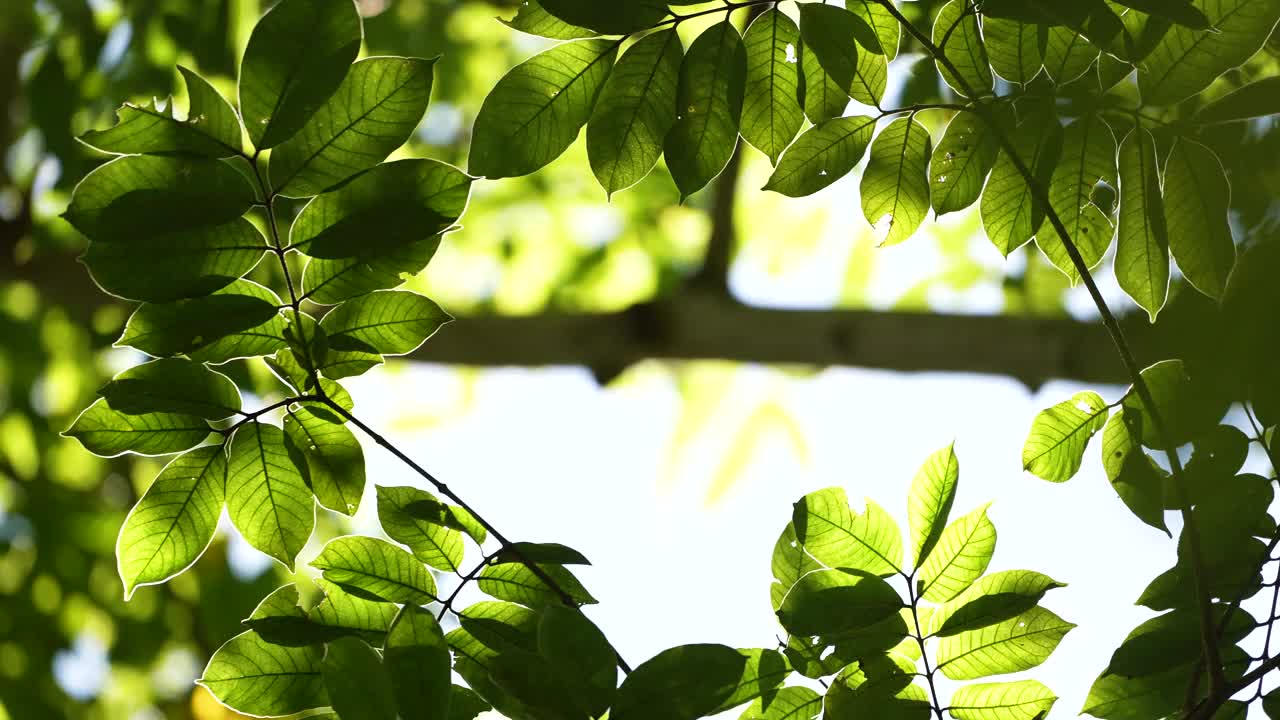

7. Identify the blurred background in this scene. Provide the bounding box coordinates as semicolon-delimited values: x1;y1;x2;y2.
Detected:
1;0;1278;718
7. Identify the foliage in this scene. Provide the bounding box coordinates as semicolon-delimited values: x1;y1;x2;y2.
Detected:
15;0;1280;719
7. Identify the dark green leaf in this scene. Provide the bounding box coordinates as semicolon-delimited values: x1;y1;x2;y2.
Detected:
308;578;400;643
492;542;590;566
384;605;452;720
936;607;1075;680
776;568;903;636
448;686;492;720
119;280;282;360
226;422;314;568
117;445;225;598
825;652;931;720
477;561;596;608
929;570;1066;637
322;637;398;720
861;116;932;247
665;21;747;200
799;40;849;124
712;648;790;714
377;485;467;573
283;405;365;516
611;644;747;720
501;0;596;40
798;5;861;93
948;680;1057;720
933;0;994;96
741;10;803;165
198;630;327;716
586;29;683;195
1038;115;1117;283
470;39;618;179
848;0;900;59
1195;76;1280;123
931;110;1000;216
266;348;355;411
982;17;1043;84
908;444;959;568
918;504;996;602
99;358;241;419
1083;645;1249;720
238;0;362;149
311;535;438;604
1121;359;1224;447
1043;27;1100;83
763;115;876;198
1115;127;1169;321
1139;0;1280;106
1106;605;1253;677
537;0;667;35
319;289;451;355
1163;138;1236;299
1110;0;1208;28
981;105;1062;256
538;606;618;716
270;57;436;197
79;66;243;157
792;487;903;576
1101;408;1169;533
64;399;210;457
303;234;442;305
1022;391;1109;482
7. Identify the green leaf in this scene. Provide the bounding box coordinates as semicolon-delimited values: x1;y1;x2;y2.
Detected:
1022;391;1110;482
1043;27;1100;83
825;652;931;720
1115;127;1170;321
198;630;327;716
1105;605;1253;677
319;289;451;355
933;0;994;96
116;445;225;598
1038;116;1117;283
931;111;1000;216
311;535;438;604
493;542;590;566
982;17;1043;84
99;358;241;419
310;578;399;641
538;606;618;716
270;57;436;197
763;115;876;198
948;680;1057;720
477;561;596;608
1101;408;1169;533
1121;359;1223;447
739;685;822;720
65;155;255;241
981;106;1062;256
447;602;543;718
799;40;849;124
611;644;747;720
848;48;887;109
1111;0;1209;28
848;0;900;59
928;570;1067;637
713;648;790;714
918;504;996;602
289;158;469;260
501;0;596;40
1195;76;1280;123
470;39;617;179
1163;138;1236;299
665;21;747;200
64;399;210;457
448;686;491;720
303;234;442;305
1082;648;1246;720
792;488;903;576
1139;0;1280;106
798;5;862;94
266;348;355;412
537;0;667;35
740;10;804;165
770;523;824;611
283;405;365;516
376;485;467;573
120;280;284;361
936;606;1075;680
860;116;932;247
384;605;453;720
1263;688;1280;720
322;636;398;720
586;29;683;195
238;0;362;149
80;67;243;157
908;443;959;568
82;217;268;303
226;422;314;568
776;568;903;636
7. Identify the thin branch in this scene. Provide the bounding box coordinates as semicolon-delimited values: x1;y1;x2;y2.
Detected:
905;577;945;720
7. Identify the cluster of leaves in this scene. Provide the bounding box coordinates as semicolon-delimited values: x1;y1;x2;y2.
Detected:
772;445;1071;719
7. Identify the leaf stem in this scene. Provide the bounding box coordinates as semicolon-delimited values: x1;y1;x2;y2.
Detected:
871;0;1227;699
905;578;945;720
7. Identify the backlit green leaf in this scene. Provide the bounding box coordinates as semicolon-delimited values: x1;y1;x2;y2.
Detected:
777;568;903;636
537;0;667;35
918;504;996;602
948;680;1057;720
100;358;241;419
226;423;314;568
320;289;451;355
1038;116;1117;283
799;40;849;123
741;10;803;165
311;535;438;604
713;648;790;714
65;399;210;457
739;685;821;720
1194;76;1280;123
1106;605;1253;677
1115;127;1169;320
792;488;903;576
80;66;243;157
470;39;617;179
586;29;683;195
1121;359;1223;447
384;605;453;720
933;0;994;97
477;561;596;608
1163;138;1235;299
501;0;596;40
117;445;225;598
908;443;959;568
303;234;442;306
1139;0;1280;106
824;652;931;719
1101;408;1169;533
1023;391;1110;482
238;0;362;149
770;523;824;610
322;637;398;720
861;116;931;247
929;570;1066;637
492;542;590;566
611;644;747;720
199;630;327;716
763;115;876;197
931;111;1000;216
120;280;284;361
1043;27;1099;83
848;0;900;59
377;485;466;573
270;57;436;197
283;405;364;516
936;606;1075;680
982;18;1042;84
665;21;747;200
981;106;1062;256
